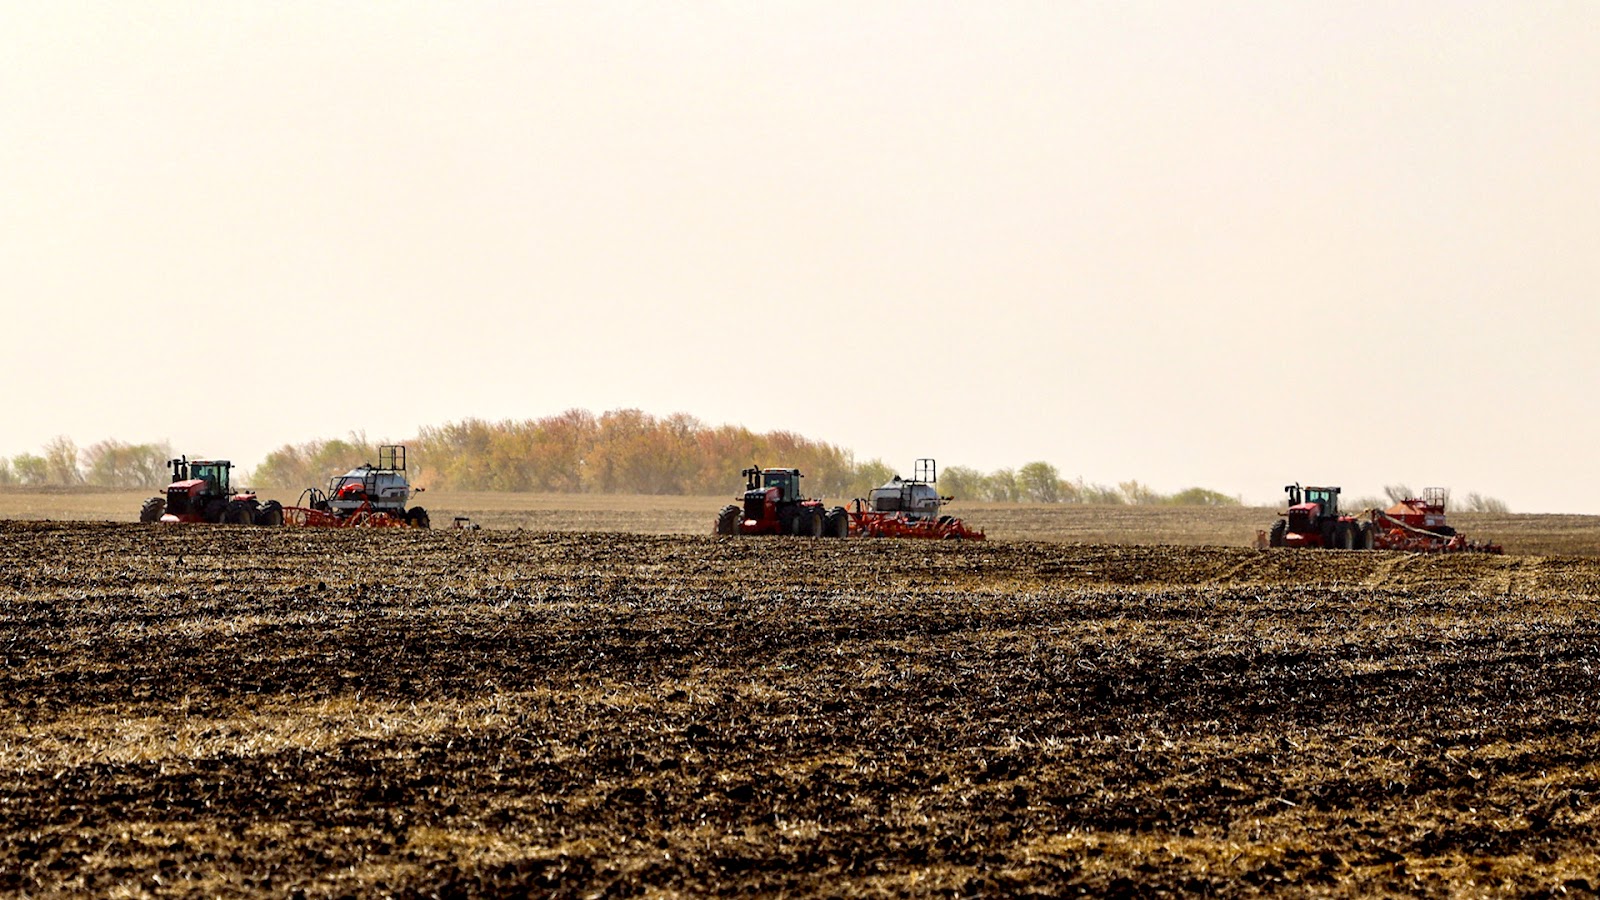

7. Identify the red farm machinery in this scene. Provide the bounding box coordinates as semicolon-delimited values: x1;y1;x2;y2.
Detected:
848;459;985;541
139;457;283;526
1267;483;1500;553
1267;484;1367;549
715;466;848;537
1367;488;1502;553
283;445;430;529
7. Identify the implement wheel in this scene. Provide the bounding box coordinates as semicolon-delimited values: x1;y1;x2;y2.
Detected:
407;506;431;529
256;500;284;527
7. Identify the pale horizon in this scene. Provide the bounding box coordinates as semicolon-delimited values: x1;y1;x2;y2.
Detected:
5;3;1596;512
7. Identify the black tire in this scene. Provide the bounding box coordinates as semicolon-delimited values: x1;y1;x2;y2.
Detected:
715;504;740;536
1358;522;1375;550
204;498;229;524
1268;519;1286;548
224;499;257;525
1338;523;1355;550
255;500;284;527
779;507;800;536
825;507;848;538
806;508;824;537
407;507;431;529
1319;520;1337;549
139;496;165;524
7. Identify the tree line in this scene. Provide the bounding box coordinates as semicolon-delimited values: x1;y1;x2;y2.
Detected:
0;438;172;489
0;411;1503;510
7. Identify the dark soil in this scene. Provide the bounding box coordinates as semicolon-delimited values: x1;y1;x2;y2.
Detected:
3;521;1598;897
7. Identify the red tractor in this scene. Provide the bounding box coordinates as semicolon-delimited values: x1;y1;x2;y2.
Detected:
715;466;848;537
139;457;283;526
1268;483;1370;550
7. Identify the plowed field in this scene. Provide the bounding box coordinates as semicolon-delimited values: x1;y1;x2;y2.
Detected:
4;521;1600;897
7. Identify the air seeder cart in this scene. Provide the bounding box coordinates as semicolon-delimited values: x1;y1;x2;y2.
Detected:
848;459;985;540
282;445;430;529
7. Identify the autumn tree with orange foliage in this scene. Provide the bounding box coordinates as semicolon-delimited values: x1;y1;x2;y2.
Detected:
252;409;880;498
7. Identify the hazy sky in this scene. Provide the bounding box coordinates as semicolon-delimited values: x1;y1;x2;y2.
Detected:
4;3;1597;511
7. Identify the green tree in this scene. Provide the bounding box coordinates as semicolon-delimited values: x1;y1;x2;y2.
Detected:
1018;461;1061;503
938;465;987;502
255;434;381;490
985;468;1020;503
845;459;896;499
12;453;47;486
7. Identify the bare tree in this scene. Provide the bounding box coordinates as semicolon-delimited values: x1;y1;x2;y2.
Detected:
1383;484;1415;504
42;437;81;486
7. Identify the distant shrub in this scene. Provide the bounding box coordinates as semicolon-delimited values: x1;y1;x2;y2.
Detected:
1165;487;1241;507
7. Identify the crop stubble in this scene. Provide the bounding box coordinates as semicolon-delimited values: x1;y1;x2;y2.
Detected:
2;522;1600;897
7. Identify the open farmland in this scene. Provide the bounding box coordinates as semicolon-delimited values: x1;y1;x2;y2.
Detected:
4;488;1600;556
4;521;1600;896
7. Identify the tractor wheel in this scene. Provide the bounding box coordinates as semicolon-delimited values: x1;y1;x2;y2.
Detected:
204;498;229;524
255;500;284;527
406;507;431;529
1337;523;1356;550
806;509;824;537
825;507;848;538
139;496;165;524
1358;522;1375;550
715;505;740;536
1268;519;1286;548
224;499;257;525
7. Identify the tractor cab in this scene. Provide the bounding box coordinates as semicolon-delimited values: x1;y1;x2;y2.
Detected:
1283;483;1340;534
186;461;232;498
1303;486;1339;518
745;467;803;503
162;457;237;522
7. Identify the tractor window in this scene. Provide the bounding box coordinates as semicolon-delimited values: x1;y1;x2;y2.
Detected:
1306;488;1337;516
191;464;226;494
762;471;795;501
